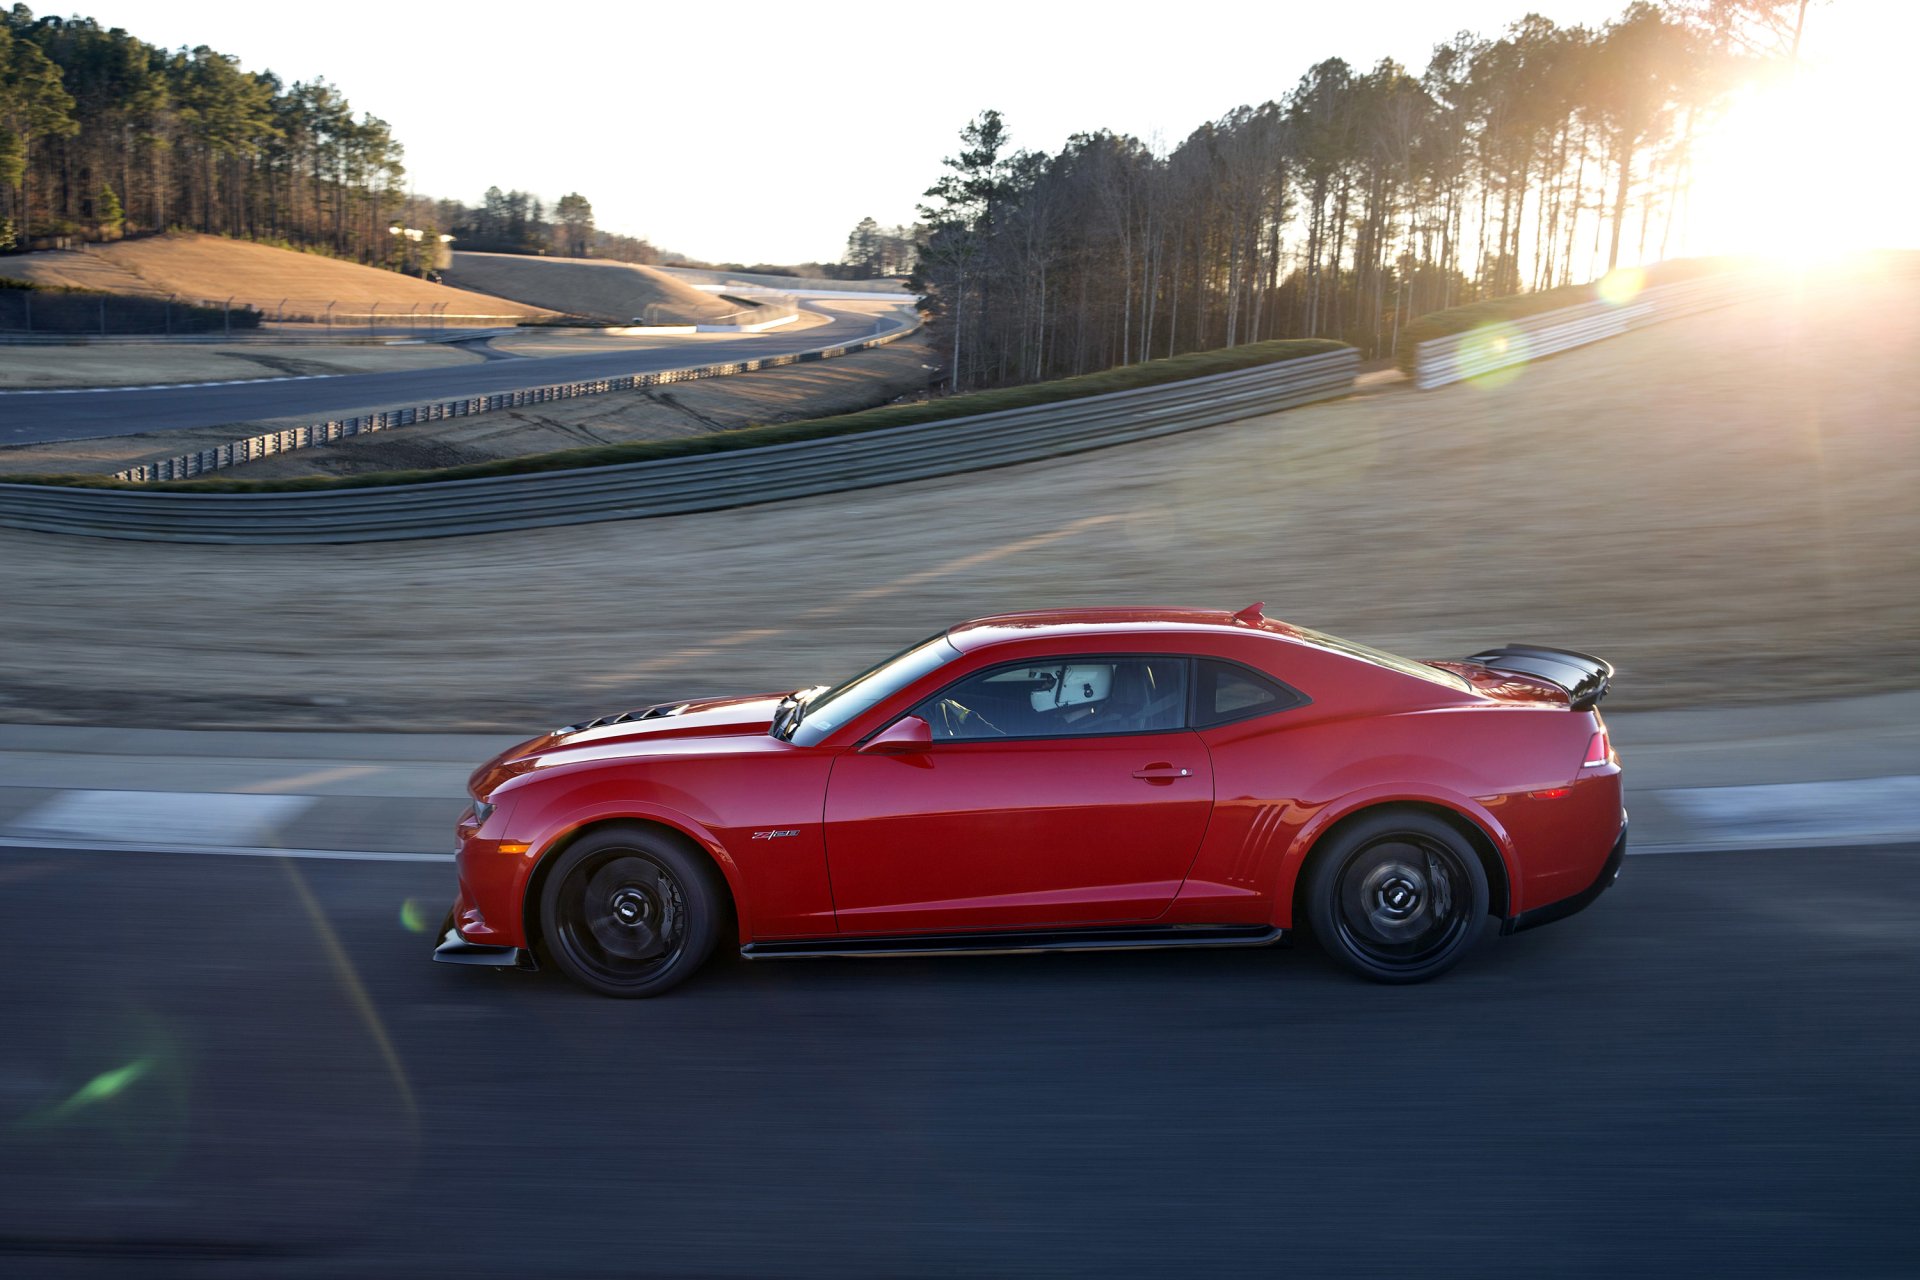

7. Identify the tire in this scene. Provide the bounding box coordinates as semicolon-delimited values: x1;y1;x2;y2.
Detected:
1303;809;1490;984
538;825;725;998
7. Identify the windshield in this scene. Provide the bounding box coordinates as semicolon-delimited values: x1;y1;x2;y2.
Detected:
785;633;960;746
1286;624;1472;692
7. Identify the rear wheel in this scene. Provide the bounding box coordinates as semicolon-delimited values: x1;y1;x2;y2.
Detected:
1304;810;1489;984
538;826;724;998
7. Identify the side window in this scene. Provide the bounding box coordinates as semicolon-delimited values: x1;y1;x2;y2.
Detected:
915;657;1190;741
1195;660;1301;727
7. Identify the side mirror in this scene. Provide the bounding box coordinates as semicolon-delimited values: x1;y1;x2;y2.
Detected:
861;715;933;754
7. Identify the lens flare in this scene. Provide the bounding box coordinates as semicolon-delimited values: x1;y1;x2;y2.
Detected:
399;898;431;933
39;1058;151;1124
1596;268;1645;307
1460;322;1528;389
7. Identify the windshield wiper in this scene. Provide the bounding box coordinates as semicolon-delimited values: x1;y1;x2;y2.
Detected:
771;686;825;740
770;693;800;738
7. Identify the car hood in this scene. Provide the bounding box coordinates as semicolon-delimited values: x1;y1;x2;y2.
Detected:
469;691;789;796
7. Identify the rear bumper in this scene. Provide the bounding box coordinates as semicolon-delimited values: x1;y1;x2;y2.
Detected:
1501;816;1627;936
432;909;537;970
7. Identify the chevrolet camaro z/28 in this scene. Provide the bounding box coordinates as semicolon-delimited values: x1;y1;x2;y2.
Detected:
433;605;1624;996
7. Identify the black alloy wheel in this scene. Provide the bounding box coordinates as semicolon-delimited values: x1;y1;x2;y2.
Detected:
1304;809;1490;983
539;825;724;998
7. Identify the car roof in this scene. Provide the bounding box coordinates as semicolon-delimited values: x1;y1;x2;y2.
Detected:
945;606;1301;654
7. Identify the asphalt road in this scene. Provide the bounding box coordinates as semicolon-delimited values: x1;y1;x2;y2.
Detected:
2;843;1912;1277
0;304;903;446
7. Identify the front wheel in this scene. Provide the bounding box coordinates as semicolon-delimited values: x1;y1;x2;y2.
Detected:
1304;810;1490;984
538;826;725;998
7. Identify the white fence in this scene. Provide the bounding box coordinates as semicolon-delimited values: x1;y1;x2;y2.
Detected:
1412;271;1779;390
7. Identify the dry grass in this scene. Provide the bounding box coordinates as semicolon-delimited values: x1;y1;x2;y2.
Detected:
442;252;738;324
0;232;552;317
1;262;1913;729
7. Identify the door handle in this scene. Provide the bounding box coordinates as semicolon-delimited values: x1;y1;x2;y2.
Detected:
1131;765;1192;781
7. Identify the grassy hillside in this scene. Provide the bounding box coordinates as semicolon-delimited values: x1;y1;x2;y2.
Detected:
443;252;740;324
0;233;554;318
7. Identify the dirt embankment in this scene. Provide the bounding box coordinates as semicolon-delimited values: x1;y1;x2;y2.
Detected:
0;232;553;318
442;252;740;324
0;264;1913;729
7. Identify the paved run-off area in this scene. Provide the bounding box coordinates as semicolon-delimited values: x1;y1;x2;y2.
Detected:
0;264;1913;729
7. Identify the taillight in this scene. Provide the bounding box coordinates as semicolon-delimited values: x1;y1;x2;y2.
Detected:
1583;728;1611;769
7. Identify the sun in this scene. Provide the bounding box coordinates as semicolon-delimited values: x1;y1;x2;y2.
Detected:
1680;10;1920;266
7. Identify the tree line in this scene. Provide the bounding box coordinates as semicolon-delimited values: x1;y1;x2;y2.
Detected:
0;7;660;271
907;0;1813;390
0;7;407;260
415;187;661;264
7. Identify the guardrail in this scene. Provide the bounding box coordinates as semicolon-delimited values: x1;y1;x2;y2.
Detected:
0;348;1356;545
1413;270;1777;390
103;312;922;483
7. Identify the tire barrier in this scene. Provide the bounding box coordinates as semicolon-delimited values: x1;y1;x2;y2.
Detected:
0;349;1356;546
1412;270;1777;390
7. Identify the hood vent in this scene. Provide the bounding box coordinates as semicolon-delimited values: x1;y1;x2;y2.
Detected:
557;703;690;735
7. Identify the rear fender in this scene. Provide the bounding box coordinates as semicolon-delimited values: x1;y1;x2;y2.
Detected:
1271;785;1517;928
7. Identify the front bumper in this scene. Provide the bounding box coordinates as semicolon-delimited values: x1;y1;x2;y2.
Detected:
1501;816;1628;936
432;909;537;970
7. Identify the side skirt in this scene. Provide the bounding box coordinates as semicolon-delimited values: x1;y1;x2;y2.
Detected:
741;923;1286;961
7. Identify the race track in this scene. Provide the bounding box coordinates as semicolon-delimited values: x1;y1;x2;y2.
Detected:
1;840;1912;1276
0;301;908;445
2;266;1914;1276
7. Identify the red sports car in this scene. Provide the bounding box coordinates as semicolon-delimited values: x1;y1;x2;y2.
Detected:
434;605;1624;996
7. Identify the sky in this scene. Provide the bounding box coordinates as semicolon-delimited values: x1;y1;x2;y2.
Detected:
49;0;1912;264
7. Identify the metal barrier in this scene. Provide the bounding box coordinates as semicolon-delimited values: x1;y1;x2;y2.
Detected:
108;312;922;482
0;348;1356;545
1412;271;1778;390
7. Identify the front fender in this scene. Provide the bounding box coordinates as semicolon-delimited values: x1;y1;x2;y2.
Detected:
509;793;752;945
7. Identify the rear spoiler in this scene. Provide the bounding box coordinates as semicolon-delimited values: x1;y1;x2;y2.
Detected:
1462;645;1614;710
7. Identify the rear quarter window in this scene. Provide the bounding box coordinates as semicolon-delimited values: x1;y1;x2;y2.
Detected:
1195;660;1305;727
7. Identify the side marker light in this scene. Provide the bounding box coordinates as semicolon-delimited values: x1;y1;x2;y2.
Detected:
1583;729;1611;769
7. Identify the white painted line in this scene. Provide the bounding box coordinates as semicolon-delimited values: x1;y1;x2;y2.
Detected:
0;834;450;863
1630;832;1920;856
1657;776;1920;846
9;789;307;846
